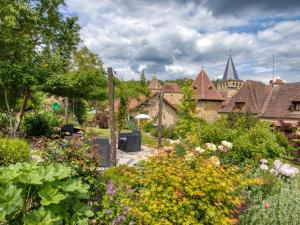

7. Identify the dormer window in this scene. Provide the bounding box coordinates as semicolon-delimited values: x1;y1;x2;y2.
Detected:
291;101;300;112
234;102;245;112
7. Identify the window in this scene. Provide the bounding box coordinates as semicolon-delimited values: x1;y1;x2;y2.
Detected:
291;101;300;112
234;102;245;112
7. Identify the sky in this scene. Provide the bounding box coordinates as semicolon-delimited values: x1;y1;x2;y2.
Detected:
63;0;300;83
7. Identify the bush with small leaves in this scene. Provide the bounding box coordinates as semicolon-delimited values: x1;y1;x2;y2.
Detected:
0;137;30;166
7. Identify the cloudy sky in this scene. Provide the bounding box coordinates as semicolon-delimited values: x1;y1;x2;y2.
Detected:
63;0;300;83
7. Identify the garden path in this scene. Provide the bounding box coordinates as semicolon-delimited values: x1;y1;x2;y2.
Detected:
117;145;157;166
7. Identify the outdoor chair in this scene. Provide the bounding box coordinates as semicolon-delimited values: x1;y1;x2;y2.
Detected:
60;124;83;137
118;130;141;152
92;137;111;167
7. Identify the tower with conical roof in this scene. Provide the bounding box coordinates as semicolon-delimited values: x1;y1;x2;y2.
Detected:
192;68;224;121
217;54;244;97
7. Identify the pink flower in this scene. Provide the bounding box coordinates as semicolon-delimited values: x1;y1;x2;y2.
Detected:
263;201;270;208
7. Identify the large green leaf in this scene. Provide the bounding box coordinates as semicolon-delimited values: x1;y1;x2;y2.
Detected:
43;164;74;181
24;207;62;225
38;185;67;206
18;163;44;185
0;185;23;221
61;178;89;194
0;163;23;183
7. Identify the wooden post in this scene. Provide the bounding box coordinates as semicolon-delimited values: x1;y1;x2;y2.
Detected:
64;97;69;124
157;88;164;150
108;67;117;166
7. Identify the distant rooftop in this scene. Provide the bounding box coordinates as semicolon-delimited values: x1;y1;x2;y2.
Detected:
222;54;240;81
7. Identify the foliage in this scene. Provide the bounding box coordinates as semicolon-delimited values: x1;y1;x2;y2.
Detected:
40;138;102;204
176;84;204;138
0;0;80;132
188;116;287;164
0;162;93;224
0;137;30;166
240;183;300;225
140;69;147;86
115;79;150;132
21;112;62;137
227;112;259;130
228;122;285;163
95;113;109;129
101;152;244;225
73;98;88;124
0;113;10;132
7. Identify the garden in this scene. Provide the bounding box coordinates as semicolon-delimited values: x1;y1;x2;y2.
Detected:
1;1;300;225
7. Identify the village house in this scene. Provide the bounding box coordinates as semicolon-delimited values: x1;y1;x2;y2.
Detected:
192;68;225;122
219;79;300;125
129;78;183;127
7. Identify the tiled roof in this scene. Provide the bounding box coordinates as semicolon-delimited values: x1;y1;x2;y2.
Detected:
148;76;162;90
192;69;224;101
220;80;300;119
163;83;182;93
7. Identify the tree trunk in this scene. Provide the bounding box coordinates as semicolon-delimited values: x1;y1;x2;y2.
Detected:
64;97;69;124
14;90;30;136
108;67;116;166
157;88;164;150
4;88;13;137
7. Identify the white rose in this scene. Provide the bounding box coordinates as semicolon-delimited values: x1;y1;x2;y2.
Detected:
221;141;233;150
195;147;205;154
205;143;217;151
259;164;269;171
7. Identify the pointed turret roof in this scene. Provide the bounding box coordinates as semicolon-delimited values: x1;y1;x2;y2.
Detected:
192;68;224;101
148;75;162;90
223;54;239;81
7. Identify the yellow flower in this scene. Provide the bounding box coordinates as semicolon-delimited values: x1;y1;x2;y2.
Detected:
209;156;221;166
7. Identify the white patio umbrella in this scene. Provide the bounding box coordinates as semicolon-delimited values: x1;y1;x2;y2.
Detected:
134;114;151;120
134;114;151;130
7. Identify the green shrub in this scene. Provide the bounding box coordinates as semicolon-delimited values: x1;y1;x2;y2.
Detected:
163;126;178;140
0;162;93;224
143;122;155;133
240;183;300;225
228;122;285;163
0;113;9;131
73;98;88;124
0;137;30;166
100;152;244;225
21;112;62;137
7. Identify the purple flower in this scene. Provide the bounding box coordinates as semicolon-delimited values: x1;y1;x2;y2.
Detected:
107;180;116;195
105;209;111;214
111;220;116;225
117;215;125;222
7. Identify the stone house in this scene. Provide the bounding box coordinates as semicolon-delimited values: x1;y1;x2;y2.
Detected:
219;79;300;125
192;68;225;122
129;92;179;127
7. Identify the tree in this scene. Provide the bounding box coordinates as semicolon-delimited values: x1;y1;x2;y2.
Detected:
44;46;107;123
0;0;80;135
115;79;150;132
140;69;147;86
176;81;203;138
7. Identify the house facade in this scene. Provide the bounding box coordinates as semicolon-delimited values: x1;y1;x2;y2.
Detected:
219;79;300;124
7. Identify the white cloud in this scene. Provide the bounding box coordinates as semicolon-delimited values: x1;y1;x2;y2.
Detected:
64;0;300;83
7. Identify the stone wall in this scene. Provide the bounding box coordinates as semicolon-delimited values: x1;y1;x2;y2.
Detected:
196;100;223;122
164;93;183;105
